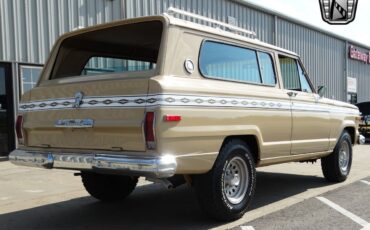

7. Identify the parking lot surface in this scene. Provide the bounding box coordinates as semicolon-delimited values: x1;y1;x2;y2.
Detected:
0;145;369;230
235;178;370;230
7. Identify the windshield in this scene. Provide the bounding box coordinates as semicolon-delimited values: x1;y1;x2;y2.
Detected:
50;20;163;79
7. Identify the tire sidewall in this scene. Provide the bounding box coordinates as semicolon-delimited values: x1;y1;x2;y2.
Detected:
336;133;352;177
216;143;256;214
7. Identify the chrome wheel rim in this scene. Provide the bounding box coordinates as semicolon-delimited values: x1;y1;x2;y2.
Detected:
223;156;248;205
338;141;350;174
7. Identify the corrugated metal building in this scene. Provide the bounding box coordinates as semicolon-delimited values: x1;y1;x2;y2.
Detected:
0;0;369;155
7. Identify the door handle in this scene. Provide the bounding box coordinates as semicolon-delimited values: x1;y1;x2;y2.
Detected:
287;92;298;97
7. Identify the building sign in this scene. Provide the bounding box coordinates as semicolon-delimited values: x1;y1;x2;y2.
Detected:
347;77;357;93
349;45;370;64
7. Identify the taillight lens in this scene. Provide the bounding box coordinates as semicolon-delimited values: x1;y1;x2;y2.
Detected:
145;112;156;149
16;115;24;142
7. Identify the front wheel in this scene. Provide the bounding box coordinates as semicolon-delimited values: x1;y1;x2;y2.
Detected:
321;131;352;182
193;139;256;221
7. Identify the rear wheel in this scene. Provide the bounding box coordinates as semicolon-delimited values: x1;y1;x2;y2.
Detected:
321;131;352;182
81;171;138;202
193;139;256;221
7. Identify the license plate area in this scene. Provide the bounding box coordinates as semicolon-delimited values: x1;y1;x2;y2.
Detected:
55;119;94;128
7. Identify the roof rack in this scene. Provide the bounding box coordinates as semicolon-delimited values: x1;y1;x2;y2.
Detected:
165;7;257;38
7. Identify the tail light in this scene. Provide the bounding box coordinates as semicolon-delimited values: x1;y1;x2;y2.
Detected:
144;112;156;149
15;115;24;144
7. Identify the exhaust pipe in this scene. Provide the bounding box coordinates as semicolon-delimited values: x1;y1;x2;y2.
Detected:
147;175;186;190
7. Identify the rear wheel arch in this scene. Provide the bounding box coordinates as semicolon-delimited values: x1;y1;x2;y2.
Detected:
219;135;260;165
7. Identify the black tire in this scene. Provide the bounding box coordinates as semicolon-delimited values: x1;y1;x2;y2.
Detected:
193;139;256;221
81;171;138;202
321;131;352;182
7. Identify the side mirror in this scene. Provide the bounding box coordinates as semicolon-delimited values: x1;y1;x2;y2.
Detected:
317;85;327;98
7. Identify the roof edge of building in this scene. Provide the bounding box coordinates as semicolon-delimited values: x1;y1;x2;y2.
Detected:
232;0;370;50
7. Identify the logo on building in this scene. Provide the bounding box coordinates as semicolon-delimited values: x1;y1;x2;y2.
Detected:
319;0;358;25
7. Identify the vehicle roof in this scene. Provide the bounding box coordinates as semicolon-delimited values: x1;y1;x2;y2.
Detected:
56;14;298;57
56;15;166;41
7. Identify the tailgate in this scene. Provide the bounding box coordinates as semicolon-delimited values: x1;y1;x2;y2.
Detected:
21;78;149;151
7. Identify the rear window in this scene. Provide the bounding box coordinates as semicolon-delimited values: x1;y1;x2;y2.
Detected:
50;21;163;79
81;57;154;76
199;41;276;86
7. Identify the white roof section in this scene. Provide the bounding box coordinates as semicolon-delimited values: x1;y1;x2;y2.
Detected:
163;7;298;56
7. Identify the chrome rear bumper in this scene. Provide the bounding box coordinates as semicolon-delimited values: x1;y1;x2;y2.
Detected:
9;149;177;178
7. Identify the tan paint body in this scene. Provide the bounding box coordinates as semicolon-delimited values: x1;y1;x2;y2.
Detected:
18;15;360;175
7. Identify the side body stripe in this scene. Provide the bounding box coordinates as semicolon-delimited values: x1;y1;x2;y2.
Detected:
18;94;360;115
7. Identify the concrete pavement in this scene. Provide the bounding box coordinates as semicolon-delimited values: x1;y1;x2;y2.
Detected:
0;145;369;229
235;178;370;230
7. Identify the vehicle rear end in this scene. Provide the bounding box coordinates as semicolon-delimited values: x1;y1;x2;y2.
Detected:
10;16;177;178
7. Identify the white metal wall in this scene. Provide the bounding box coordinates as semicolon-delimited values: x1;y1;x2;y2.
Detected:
276;18;346;101
348;45;370;103
0;0;125;64
0;0;370;102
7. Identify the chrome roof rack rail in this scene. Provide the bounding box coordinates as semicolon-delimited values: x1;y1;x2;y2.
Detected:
165;7;257;38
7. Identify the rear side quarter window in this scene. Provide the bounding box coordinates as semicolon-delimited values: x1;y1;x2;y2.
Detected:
199;41;276;86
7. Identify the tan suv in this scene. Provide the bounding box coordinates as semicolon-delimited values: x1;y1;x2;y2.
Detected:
10;8;362;221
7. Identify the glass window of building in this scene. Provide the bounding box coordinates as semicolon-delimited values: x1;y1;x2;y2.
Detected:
20;65;43;95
